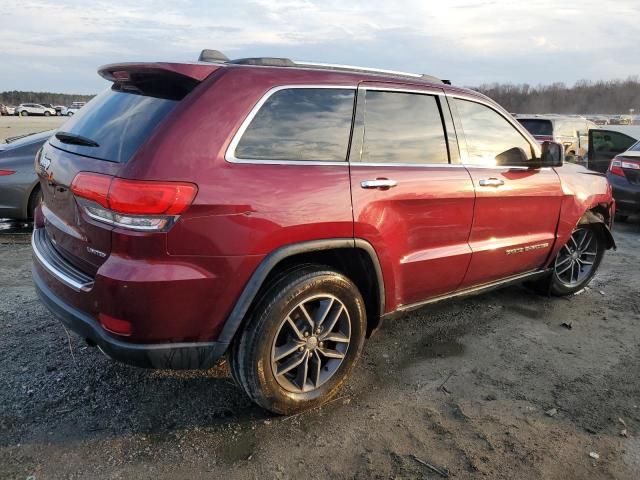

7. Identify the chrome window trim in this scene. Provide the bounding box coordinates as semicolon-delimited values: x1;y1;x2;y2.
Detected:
225;84;357;166
360;85;445;96
351;86;452;167
446;92;543;161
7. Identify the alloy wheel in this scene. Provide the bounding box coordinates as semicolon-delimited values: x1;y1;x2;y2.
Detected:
271;294;351;393
554;227;598;287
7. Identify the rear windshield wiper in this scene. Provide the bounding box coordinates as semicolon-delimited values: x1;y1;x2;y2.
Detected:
55;131;99;147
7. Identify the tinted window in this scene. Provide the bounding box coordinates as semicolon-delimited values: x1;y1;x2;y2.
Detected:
517;119;553;136
49;88;177;163
456;99;533;165
629;140;640;152
359;91;448;164
235;88;355;161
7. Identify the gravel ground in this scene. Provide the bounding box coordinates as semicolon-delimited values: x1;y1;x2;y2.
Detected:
0;116;66;142
1;219;639;479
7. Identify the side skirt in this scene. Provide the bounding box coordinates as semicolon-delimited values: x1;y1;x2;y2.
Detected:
382;268;552;319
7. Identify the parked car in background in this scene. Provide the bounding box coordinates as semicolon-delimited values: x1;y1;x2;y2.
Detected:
61;102;86;116
0;130;53;220
516;115;595;163
40;103;65;116
5;105;16;115
587;126;640;173
607;140;640;221
15;103;56;117
32;54;615;414
0;104;7;116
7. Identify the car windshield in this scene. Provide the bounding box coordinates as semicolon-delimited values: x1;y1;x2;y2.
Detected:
517;119;553;136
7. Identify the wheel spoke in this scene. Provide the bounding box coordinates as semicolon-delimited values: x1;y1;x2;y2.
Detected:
571;262;578;283
298;304;315;330
556;255;572;267
295;351;310;390
580;232;593;252
276;351;306;376
578;259;594;266
315;298;334;328
320;332;350;343
557;261;574;275
322;305;344;335
311;350;322;388
274;341;303;362
318;347;345;359
570;235;579;249
286;316;305;341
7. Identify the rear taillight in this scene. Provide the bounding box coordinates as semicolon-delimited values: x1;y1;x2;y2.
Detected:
0;170;16;176
71;172;197;231
609;156;640;177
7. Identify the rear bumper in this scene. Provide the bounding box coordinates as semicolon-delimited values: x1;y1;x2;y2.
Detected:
33;266;228;369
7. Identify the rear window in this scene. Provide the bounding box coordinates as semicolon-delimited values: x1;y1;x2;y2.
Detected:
517;119;553;136
49;87;178;163
234;88;355;162
629;140;640;152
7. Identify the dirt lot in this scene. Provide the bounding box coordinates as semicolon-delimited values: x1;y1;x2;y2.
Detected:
0;116;67;142
1;219;639;479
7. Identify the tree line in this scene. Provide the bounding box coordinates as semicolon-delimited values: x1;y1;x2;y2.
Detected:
473;77;640;114
0;91;95;106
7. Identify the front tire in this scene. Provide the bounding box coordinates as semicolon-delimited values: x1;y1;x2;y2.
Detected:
537;225;605;296
230;267;366;415
44;111;50;117
20;111;28;116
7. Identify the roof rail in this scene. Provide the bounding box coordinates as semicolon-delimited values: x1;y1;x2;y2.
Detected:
295;61;445;83
197;50;447;83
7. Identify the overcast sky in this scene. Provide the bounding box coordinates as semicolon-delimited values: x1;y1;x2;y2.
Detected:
2;0;639;94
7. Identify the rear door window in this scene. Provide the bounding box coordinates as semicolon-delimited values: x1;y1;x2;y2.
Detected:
49;87;178;163
233;88;355;162
356;90;449;164
516;119;553;136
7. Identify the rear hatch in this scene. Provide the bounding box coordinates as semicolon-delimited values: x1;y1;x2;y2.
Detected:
36;62;218;275
516;118;554;142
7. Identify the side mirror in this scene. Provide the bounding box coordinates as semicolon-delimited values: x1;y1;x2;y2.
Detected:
495;147;530;167
541;141;564;167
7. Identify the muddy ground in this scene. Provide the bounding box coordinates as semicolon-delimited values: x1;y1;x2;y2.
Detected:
1;218;639;479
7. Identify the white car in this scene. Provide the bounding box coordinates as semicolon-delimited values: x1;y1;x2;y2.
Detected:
15;103;56;117
61;102;86;116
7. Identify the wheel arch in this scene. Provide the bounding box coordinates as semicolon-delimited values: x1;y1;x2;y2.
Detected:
577;206;616;250
217;238;386;350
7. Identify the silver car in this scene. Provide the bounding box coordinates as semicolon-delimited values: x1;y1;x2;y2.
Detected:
0;130;53;219
15;103;56;117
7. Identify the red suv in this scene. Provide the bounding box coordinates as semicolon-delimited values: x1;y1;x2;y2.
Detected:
32;53;616;414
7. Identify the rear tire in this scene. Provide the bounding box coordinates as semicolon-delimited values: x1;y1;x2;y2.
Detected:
27;185;42;219
229;266;366;415
532;224;605;296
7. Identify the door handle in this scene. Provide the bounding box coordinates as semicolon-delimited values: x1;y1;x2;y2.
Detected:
361;179;398;189
478;178;504;187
